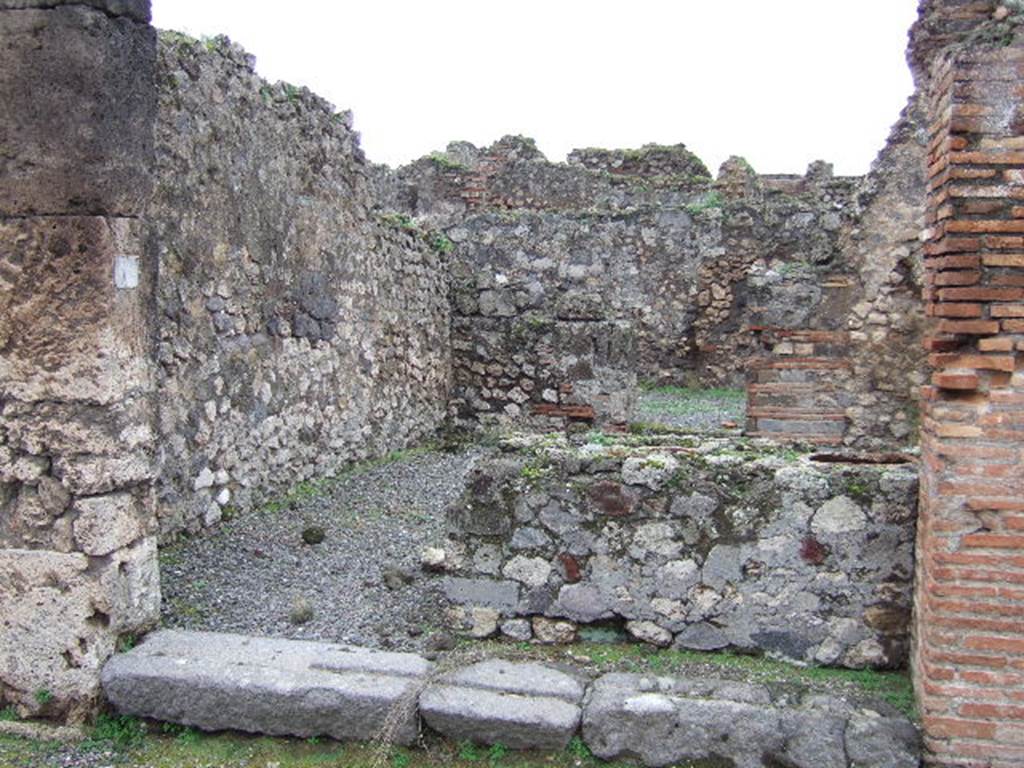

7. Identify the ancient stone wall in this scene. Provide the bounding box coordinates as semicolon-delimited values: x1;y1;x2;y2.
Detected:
911;2;1024;763
0;0;161;722
148;36;453;536
746;100;931;448
380;135;924;447
441;435;919;669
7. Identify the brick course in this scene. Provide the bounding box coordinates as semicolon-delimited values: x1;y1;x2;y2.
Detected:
745;328;850;444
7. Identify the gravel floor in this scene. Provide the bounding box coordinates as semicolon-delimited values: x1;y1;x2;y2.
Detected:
632;387;746;432
158;391;742;650
160;445;490;652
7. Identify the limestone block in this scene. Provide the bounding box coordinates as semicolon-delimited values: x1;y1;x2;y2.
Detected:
54;452;153;496
102;537;161;631
2;398;153;457
72;492;143;556
0;5;155;215
0;549;117;721
420;660;584;750
625;621;672;648
621;454;679;491
102;630;431;744
447;606;500;639
0;218;151;404
812;495;868;536
551;583;615;623
0;481;72;550
845;709;921;768
531;617;577;644
502;555;552;588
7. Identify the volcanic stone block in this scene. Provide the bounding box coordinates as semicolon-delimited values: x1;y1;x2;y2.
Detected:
582;673;919;768
420;659;584;749
0;4;155;215
101;630;432;744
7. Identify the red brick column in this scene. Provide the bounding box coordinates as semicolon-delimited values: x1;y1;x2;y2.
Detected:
915;42;1024;767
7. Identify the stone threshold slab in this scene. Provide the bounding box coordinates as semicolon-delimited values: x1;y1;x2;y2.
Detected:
101;630;920;767
101;629;431;745
420;659;585;750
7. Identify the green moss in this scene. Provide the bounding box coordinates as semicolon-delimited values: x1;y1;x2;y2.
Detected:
778;259;814;277
519;461;550;483
0;733;58;767
428;152;468;171
731;156;756;174
158;546;183;569
844;477;873;503
167;598;206;622
628;421;687;436
582;430;615;447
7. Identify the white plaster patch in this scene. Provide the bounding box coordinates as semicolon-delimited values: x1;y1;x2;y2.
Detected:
114;254;139;289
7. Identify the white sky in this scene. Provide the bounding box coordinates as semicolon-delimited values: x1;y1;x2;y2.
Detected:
152;1;921;176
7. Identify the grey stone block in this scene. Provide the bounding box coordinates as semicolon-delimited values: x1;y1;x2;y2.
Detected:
845;710;921;768
101;630;431;744
673;622;729;651
420;660;583;750
583;674;783;768
443;577;520;611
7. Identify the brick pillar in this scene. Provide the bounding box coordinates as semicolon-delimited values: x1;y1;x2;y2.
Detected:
0;1;159;722
915;41;1024;766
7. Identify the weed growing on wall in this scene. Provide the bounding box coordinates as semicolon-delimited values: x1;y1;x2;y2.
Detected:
684;191;724;215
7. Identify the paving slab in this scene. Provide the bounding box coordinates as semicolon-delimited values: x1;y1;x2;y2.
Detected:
420;659;584;750
101;630;431;744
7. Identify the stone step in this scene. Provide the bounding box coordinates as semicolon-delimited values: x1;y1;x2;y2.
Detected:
101;631;921;767
101;630;431;745
419;659;584;750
